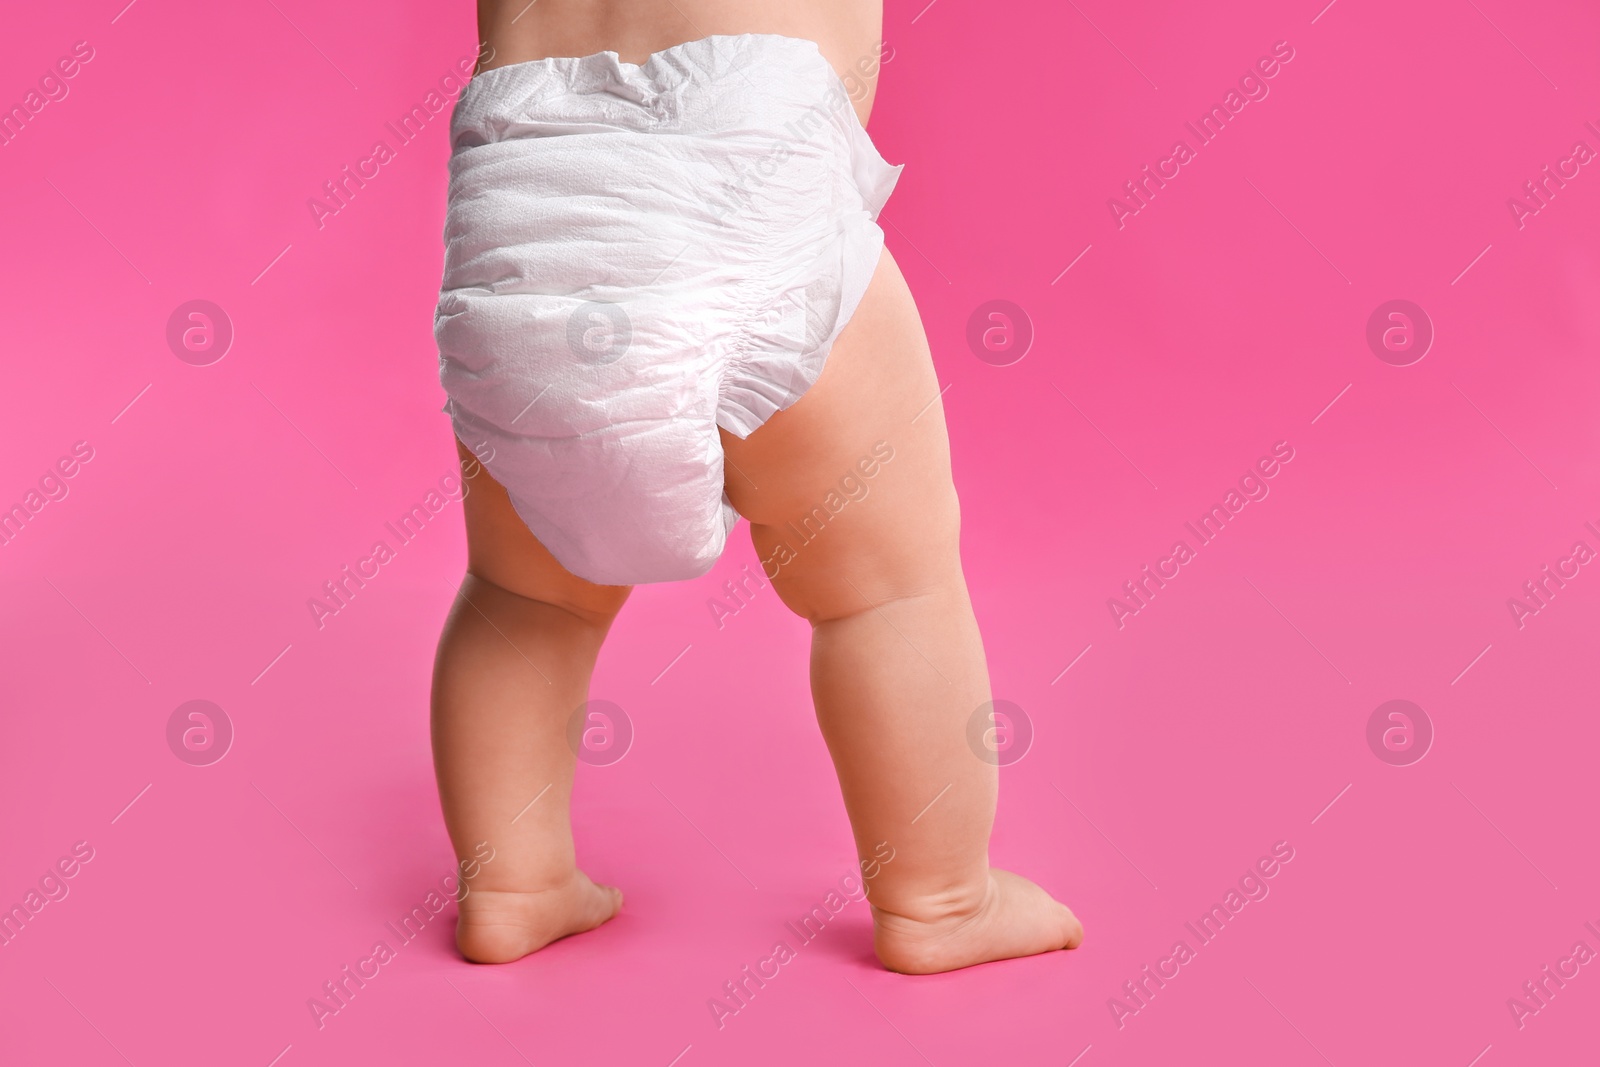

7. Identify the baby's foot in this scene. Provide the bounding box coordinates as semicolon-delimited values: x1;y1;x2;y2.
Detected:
872;869;1083;975
456;870;623;964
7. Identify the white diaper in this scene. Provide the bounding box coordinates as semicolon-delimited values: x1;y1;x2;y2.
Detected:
434;34;901;586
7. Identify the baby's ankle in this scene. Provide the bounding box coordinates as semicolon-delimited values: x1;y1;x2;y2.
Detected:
465;865;583;900
867;872;994;928
456;871;624;964
870;869;1081;974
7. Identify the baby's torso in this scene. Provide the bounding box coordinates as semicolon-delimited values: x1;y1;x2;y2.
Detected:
475;0;885;125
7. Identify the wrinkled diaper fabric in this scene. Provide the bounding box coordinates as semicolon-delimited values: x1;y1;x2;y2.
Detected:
435;34;902;586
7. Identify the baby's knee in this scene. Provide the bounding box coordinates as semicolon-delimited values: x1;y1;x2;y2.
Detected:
755;489;965;624
461;569;629;630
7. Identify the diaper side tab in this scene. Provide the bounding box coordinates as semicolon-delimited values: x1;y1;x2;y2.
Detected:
850;127;903;219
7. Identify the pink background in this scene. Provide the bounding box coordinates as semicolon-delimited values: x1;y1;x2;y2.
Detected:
3;0;1599;1064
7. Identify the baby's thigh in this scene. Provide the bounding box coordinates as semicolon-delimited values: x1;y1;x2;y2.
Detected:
720;250;962;620
453;438;632;621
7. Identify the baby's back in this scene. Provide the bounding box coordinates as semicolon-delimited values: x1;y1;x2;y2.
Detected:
476;0;884;124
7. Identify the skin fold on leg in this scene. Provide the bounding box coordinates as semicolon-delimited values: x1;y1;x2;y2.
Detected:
721;249;1084;974
430;440;630;963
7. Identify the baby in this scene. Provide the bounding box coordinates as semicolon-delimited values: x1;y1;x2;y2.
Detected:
429;0;1083;974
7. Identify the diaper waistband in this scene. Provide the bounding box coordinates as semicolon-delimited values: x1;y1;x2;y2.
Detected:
450;34;855;147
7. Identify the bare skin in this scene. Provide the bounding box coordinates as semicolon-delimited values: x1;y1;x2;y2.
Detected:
475;0;884;123
431;0;1083;974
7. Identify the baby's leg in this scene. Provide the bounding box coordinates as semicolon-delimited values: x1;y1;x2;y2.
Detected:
431;440;627;963
721;251;1083;974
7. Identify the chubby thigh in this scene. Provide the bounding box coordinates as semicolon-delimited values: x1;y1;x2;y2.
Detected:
720;249;963;622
